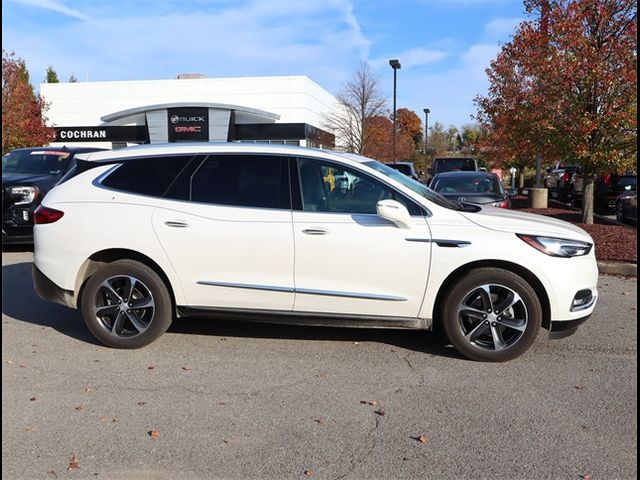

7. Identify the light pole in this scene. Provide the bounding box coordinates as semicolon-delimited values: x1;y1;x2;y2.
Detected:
389;59;401;164
423;108;430;184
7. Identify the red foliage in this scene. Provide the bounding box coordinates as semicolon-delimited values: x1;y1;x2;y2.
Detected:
2;50;55;154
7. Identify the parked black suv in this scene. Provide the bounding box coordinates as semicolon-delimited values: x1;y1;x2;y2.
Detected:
2;146;106;243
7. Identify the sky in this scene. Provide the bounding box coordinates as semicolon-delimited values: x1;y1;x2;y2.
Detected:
2;0;530;129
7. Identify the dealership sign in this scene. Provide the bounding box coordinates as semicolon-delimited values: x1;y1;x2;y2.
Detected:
168;107;209;142
54;126;148;143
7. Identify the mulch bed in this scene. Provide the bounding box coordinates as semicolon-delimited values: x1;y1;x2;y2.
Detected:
510;196;637;264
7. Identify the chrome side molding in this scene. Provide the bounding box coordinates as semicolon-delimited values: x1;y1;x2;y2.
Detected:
198;281;407;301
405;238;471;248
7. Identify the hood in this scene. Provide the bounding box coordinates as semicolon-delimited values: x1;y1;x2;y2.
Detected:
460;206;592;242
2;172;58;189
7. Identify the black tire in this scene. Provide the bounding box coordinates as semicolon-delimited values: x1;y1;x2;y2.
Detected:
441;268;542;362
80;259;173;348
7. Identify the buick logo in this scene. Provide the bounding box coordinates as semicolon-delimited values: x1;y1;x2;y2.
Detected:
170;115;205;124
457;197;467;202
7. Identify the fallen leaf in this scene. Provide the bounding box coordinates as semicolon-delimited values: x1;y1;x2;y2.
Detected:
353;342;359;345
374;409;385;416
84;387;92;393
574;384;587;390
580;474;591;480
148;365;155;370
137;401;146;406
359;400;367;405
148;429;160;438
622;292;630;296
369;400;378;406
218;402;227;405
313;418;324;425
26;427;35;432
6;360;13;365
19;364;26;368
182;366;192;371
68;453;80;470
48;469;57;478
30;397;37;401
74;404;84;411
112;418;118;423
99;416;107;422
304;469;313;477
418;435;429;444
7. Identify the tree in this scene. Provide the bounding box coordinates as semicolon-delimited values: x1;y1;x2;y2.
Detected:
68;74;78;82
395;108;423;149
45;66;59;83
362;115;393;162
323;62;387;154
477;0;637;223
427;122;450;158
2;50;54;154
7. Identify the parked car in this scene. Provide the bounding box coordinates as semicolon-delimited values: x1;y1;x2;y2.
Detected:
429;171;511;208
385;162;419;181
544;163;578;201
2;146;106;243
428;157;478;179
571;170;636;212
33;144;598;362
615;184;637;224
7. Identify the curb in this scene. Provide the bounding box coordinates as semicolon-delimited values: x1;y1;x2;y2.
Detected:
597;261;637;277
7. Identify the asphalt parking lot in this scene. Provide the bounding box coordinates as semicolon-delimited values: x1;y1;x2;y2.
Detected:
2;248;637;480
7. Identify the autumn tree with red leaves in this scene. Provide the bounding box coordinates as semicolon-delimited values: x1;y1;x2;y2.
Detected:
476;0;636;223
2;50;55;155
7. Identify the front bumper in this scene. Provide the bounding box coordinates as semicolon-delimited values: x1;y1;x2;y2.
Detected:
32;264;75;308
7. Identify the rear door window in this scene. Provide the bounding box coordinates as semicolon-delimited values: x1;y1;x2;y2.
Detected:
189;155;290;210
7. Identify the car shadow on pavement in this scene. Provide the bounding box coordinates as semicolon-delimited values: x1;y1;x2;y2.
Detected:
168;315;461;359
3;261;461;358
1;261;100;346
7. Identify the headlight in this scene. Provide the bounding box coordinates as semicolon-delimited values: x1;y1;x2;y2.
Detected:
10;186;39;205
517;234;592;257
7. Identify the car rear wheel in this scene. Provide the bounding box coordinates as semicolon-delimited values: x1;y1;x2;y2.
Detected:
80;259;173;348
442;268;542;362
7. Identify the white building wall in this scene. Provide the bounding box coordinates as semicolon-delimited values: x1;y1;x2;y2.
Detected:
41;75;338;131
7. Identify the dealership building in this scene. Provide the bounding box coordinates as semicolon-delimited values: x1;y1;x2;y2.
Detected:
40;74;338;150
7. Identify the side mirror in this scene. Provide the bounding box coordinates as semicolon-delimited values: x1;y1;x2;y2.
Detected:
377;199;412;229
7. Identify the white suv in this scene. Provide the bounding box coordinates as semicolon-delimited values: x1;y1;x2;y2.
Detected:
33;144;598;361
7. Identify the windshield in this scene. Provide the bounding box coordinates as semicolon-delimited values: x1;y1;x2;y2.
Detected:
2;150;71;175
432;174;503;195
364;161;459;209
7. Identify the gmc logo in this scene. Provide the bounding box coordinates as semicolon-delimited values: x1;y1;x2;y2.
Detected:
174;126;202;133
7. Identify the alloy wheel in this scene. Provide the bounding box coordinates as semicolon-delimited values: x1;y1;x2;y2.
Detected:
93;275;155;338
456;284;528;352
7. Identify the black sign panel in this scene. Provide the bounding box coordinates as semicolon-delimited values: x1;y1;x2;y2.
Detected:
167;107;209;142
54;126;149;143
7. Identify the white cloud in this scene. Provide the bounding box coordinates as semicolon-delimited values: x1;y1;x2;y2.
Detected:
3;0;369;91
484;17;523;38
461;43;501;67
370;47;447;69
10;0;89;20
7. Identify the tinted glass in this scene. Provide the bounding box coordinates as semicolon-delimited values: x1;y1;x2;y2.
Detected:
101;155;193;197
190;155;290;209
298;158;421;215
2;149;71;175
432;175;502;194
434;158;476;173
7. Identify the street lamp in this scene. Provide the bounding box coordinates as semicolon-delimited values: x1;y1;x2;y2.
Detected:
423;108;430;154
389;59;401;164
423;108;430;184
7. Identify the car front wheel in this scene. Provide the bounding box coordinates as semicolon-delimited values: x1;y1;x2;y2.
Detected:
80;259;173;348
442;268;542;362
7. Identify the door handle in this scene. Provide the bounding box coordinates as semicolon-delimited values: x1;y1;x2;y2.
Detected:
302;228;328;235
164;220;190;228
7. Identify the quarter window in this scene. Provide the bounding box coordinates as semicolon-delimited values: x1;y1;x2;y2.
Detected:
297;158;421;215
101;155;194;197
190;155;290;209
